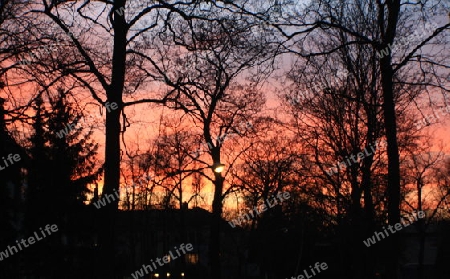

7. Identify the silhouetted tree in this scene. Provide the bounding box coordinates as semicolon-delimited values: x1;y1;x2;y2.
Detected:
0;96;29;277
145;11;278;276
26;89;101;276
262;1;450;277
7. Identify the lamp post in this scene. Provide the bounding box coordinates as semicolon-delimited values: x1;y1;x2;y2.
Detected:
210;162;225;279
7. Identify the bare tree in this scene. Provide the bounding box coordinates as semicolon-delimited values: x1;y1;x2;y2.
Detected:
228;129;301;278
15;1;232;276
401;138;450;279
253;1;450;277
135;10;279;277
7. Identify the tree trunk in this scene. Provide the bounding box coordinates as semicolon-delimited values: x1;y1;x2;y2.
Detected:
377;1;402;277
418;183;425;279
350;184;364;279
380;60;401;279
210;171;224;279
96;101;122;278
96;1;127;278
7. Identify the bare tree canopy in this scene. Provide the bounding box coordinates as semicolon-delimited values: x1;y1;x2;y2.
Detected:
0;1;448;279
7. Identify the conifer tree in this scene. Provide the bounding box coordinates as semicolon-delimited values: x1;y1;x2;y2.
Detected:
28;89;101;223
26;89;101;276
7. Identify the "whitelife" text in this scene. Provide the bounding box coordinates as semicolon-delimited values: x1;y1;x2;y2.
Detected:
0;224;59;261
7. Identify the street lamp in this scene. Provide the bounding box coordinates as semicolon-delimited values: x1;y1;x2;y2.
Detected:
212;163;225;173
210;162;225;279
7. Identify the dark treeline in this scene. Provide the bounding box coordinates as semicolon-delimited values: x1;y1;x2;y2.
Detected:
0;1;449;279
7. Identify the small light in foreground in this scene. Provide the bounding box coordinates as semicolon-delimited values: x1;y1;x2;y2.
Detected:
166;272;170;277
181;272;185;277
154;274;159;278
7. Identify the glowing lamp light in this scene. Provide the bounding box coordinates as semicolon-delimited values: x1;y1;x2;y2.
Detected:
181;272;185;277
166;273;170;277
212;163;225;173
